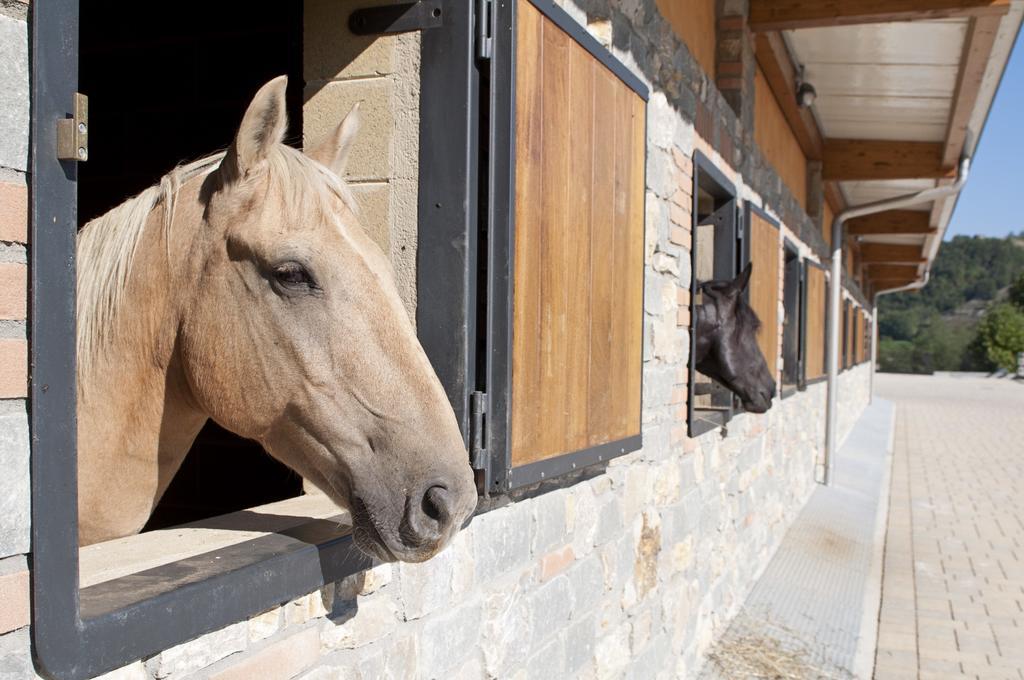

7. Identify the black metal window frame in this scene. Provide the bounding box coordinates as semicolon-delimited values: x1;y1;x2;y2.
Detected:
800;259;828;388
30;2;482;678
779;237;802;399
688;151;739;438
481;0;649;494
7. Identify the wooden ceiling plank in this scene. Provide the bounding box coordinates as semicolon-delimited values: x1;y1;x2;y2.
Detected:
846;210;935;235
749;0;1009;32
943;15;1002;166
823;139;956;181
864;263;922;279
859;243;927;262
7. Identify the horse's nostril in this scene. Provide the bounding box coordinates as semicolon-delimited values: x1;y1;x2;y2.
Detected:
422;485;451;523
402;482;454;549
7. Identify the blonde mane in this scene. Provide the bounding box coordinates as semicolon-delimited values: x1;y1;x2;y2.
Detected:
76;145;357;380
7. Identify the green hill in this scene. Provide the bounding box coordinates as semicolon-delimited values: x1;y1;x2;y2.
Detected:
877;233;1024;373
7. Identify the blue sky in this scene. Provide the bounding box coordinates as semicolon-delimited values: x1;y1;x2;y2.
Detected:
946;33;1023;240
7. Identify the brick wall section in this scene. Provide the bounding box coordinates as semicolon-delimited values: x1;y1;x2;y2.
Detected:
0;4;32;676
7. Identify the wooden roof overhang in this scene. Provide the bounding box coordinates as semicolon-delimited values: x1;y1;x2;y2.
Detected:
750;0;1021;296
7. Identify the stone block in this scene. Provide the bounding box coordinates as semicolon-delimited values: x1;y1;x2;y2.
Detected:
286;591;331;627
530;489;567;555
567;483;599;556
522;634;566;679
0;181;27;244
93;662;150;680
565;614;597;674
566;553;605;617
346;183;391;256
0;628;32;680
151;621;247;678
0;405;29;558
247;608;282;643
209;627;319;680
0;339;25;398
396;528;471;620
0;16;28;172
593;496;623;547
0;569;28;634
473;503;532;583
594;621;631;680
304;79;395;182
0;263;24;319
539;545;575;582
481;571;532;678
382;634;419;680
528;574;574;650
419;601;482;675
321;598;397;650
305;0;395;81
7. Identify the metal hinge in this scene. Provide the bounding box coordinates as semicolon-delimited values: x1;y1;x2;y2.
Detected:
56;93;88;162
475;0;493;60
469;390;488;470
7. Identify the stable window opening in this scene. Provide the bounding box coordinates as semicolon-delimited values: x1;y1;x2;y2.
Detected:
79;2;306;531
687;152;738;437
781;240;802;397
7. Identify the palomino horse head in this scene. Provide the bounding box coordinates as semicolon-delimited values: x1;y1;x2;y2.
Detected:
694;263;776;413
75;75;475;561
174;77;476;561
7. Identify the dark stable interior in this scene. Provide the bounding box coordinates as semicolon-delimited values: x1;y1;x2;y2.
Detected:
79;2;305;530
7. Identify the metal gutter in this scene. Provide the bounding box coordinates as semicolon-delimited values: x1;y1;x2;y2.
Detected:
823;157;971;486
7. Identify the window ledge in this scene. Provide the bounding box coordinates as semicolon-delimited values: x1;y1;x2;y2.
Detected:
80;493;348;588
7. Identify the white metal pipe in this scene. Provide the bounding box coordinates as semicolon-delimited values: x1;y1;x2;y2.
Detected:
823;157;971;486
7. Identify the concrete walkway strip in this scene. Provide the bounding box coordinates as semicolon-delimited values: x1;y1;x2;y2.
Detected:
699;399;896;680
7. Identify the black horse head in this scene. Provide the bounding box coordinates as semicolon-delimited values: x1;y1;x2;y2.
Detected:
694;263;777;413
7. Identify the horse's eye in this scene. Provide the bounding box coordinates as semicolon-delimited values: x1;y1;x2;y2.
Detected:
272;262;315;291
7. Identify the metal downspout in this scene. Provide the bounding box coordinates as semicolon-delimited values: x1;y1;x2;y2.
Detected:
822;157;971;486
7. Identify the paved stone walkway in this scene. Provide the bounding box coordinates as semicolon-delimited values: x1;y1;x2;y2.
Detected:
874;374;1024;680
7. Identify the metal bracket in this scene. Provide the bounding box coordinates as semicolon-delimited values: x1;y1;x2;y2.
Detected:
56;92;88;161
349;1;443;35
469;391;488;471
475;0;493;60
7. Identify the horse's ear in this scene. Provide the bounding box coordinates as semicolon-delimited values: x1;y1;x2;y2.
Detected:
731;262;753;295
306;103;361;177
223;76;289;182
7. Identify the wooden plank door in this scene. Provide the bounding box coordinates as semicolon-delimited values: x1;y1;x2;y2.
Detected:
503;0;647;482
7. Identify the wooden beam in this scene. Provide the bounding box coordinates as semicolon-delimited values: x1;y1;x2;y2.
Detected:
749;0;1009;32
944;15;1002;166
846;211;935;236
754;31;823;159
859;244;927;263
864;264;921;280
871;278;922;292
824;182;845;216
824;139;956;181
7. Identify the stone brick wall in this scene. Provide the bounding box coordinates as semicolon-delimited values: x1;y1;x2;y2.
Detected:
303;0;421;319
0;0;32;676
0;0;879;676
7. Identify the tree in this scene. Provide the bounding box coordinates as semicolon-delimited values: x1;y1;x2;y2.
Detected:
973;303;1024;372
1010;272;1024;310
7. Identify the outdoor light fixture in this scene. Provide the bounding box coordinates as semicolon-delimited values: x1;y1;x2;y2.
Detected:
796;66;816;108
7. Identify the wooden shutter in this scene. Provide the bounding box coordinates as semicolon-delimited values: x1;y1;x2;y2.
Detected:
803;261;827;382
491;0;648;490
744;207;781;384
